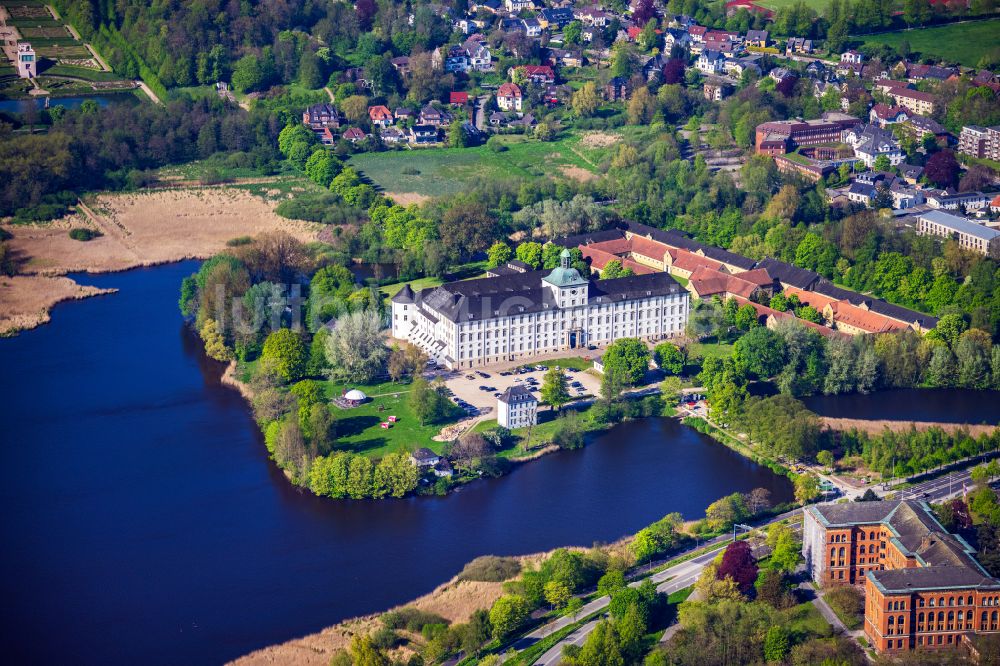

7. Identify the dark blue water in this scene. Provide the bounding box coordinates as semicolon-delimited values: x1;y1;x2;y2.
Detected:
0;94;137;114
0;262;794;665
804;389;1000;425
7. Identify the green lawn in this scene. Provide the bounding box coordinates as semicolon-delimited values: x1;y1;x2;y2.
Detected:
754;0;832;11
319;378;462;458
349;130;625;198
379;260;488;301
855;18;1000;67
686;341;734;361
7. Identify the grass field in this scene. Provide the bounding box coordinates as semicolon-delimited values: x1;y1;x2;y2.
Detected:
855;19;1000;67
316;378;463;458
348;129;631;198
754;0;831;11
687;341;734;361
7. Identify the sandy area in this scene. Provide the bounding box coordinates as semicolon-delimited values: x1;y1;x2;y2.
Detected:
385;191;431;206
822;417;999;437
229;565;539;666
579;131;621;148
560;165;597;182
0;275;116;334
0;188;319;335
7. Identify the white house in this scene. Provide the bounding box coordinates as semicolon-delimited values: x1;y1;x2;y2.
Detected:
497;385;538;429
842;124;904;168
496;82;523;111
16;42;36;78
696;50;726;75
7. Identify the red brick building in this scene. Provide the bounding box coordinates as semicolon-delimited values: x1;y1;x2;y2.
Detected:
803;501;1000;655
754;112;860;155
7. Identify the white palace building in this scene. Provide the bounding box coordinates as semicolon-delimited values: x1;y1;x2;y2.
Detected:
390;249;690;369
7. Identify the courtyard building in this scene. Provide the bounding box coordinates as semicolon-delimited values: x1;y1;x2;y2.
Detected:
391;250;689;369
803;500;1000;655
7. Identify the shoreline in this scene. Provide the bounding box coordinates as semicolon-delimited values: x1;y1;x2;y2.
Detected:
0;187;320;336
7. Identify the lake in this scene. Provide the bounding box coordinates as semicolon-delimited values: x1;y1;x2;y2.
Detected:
0;262;792;665
804;388;1000;425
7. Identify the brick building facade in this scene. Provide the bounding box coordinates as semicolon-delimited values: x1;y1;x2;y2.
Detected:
803;501;1000;655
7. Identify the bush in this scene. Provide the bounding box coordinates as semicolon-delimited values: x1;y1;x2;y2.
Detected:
486;136;507;152
380;607;449;632
226;235;253;247
68;227;101;241
823;585;864;630
400;166;420;175
457;555;522;582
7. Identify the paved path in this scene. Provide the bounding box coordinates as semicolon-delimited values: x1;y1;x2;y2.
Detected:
523;514;802;665
136;80;162;104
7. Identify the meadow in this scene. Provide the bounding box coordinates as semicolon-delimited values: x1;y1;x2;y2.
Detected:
754;0;831;12
348;129;631;199
855;18;1000;67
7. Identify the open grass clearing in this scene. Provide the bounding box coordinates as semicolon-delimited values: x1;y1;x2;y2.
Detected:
854;18;1000;67
754;0;830;11
686;340;734;361
348;130;628;199
316;377;463;458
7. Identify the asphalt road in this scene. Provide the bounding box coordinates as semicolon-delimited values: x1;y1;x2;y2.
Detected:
522;512;802;665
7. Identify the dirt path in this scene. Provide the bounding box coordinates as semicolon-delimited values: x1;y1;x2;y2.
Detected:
135;80;161;104
822;417;999;437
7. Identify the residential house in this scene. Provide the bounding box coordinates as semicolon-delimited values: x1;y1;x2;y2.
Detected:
842;124;904;168
513;64;556;85
303;103;341;131
899;163;924;185
390;56;411;77
548;48;584;68
575;7;608;27
409;448;441;467
506;0;535;12
688;25;708;43
869;104;908;127
496;82;523;111
663;29;691;52
319;127;336;146
785;37;813;55
367;105;394;128
847;181;877;206
497;385;538;429
642;54;669;81
840;50;864;65
925;189;989;212
419;104;450;126
725;55;762;78
449;91;469;106
379;127;406;144
704;79;733;101
342;127;367;143
696;49;726;75
394;107;415;123
409;125;439;145
538;7;574;28
745;29;768;48
468;44;493;71
522;18;543;37
907;114;951;147
604;76;631;101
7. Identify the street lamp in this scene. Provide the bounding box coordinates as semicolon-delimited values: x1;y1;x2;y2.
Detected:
733;523;752;542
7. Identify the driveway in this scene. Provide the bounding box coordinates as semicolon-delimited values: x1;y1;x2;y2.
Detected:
435;358;603;420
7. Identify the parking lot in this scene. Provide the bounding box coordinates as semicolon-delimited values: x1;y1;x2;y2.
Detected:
429;360;604;420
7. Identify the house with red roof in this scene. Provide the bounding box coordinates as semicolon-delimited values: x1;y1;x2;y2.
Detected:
449;91;469;106
367;105;394;128
512;64;556;85
343;127;367;143
496;82;523;111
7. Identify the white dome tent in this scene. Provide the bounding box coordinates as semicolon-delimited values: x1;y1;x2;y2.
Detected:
344;389;367;401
